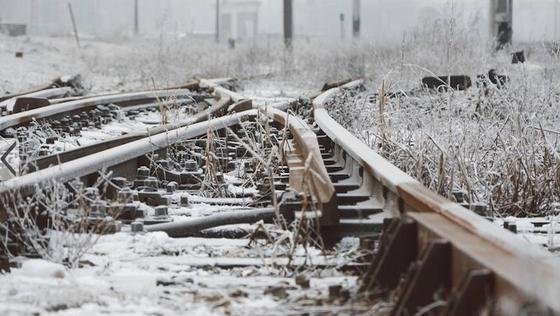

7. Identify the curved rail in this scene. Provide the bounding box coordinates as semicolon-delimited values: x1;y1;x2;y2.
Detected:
0;76;79;103
313;80;560;314
0;110;258;199
29;88;234;171
4;104;331;200
2;77;557;313
0;86;198;132
266;108;335;204
0;87;74;112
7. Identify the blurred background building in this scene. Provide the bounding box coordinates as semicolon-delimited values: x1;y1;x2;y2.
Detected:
0;0;557;44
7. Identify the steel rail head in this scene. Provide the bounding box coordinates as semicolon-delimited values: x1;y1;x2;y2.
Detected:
199;78;247;104
262;107;335;204
200;77;296;112
0;84;245;221
46;80;199;106
28;88;236;171
199;79;337;222
0;110;259;197
145;208;276;238
313;80;560;313
0;88;196;132
0;87;75;113
1;87;73;103
0;76;76;103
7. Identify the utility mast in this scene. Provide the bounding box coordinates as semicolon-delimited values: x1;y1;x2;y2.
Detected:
215;0;220;43
283;0;293;49
340;13;345;40
490;0;513;49
134;0;139;35
555;0;558;42
352;0;360;39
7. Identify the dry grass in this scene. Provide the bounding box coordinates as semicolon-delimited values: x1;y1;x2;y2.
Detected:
0;172;120;267
325;71;560;216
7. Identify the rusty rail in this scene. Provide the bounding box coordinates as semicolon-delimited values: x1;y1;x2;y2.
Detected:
0;76;79;103
29;87;234;171
0;85;198;132
3;77;558;314
0;110;258;202
264;108;338;226
313;80;560;314
0;84;335;236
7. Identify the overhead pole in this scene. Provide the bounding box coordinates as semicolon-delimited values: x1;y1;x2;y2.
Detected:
340;13;345;40
350;0;364;77
555;0;558;43
216;0;220;43
67;2;80;47
30;0;37;35
283;0;293;49
134;0;139;35
352;0;361;39
490;0;513;50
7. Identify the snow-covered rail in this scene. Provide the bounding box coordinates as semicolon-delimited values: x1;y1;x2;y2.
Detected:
28;86;235;171
0;85;198;132
0;79;363;315
0;76;81;103
0;81;336;236
313;80;560;315
1;77;558;314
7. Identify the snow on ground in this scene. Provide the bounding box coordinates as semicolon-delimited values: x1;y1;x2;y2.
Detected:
0;103;363;315
0;163;362;315
240;79;315;106
0;35;133;94
494;217;560;252
2;31;560;314
0;34;209;94
0;224;361;315
51;108;192;150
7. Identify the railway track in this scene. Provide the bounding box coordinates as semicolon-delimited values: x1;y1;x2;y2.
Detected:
0;78;558;315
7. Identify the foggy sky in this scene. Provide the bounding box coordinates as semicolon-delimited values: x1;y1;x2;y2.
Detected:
0;0;557;43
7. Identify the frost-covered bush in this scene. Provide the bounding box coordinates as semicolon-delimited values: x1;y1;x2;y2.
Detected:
0;176;118;267
326;69;560;216
316;12;560;217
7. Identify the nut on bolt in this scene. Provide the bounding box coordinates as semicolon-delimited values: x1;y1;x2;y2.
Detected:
136;166;150;180
166;181;178;193
154;206;168;217
180;195;189;207
130;221;144;233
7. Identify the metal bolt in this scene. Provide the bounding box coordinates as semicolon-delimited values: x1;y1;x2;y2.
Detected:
166;181;177;193
359;237;375;251
184;159;198;172
130;221;144;233
143;177;159;189
91;201;108;217
180;195;189;207
157;159;170;169
117;187;136;203
329;285;342;300
136;166;150;179
84;187;100;200
111;177;129;189
155;206;168;217
216;172;224;183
